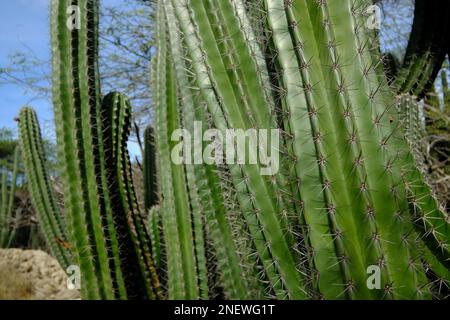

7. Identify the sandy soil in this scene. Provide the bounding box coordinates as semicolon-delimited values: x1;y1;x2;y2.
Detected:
0;249;80;300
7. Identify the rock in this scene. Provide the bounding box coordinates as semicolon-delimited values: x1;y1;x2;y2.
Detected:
0;249;80;300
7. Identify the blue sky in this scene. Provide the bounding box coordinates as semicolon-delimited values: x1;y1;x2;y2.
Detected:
0;0;51;132
0;0;140;155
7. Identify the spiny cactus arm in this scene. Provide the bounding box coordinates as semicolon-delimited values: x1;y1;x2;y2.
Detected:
394;95;447;279
5;147;20;237
117;93;163;299
170;0;307;299
208;0;275;130
99;92;137;300
0;170;8;245
264;0;431;298
18;107;72;269
153;1;187;299
170;0;288;298
178;0;296;242
325;0;432;298
420;240;450;294
144;127;158;210
266;0;378;298
51;0;115;299
72;0;116;299
165;2;255;299
221;3;304;252
178;91;210;300
143;127;164;272
170;0;291;299
184;168;209;300
403;162;450;271
165;63;199;300
0;147;18;247
147;205;162;269
0;147;20;248
176;104;209;299
396;0;450;98
101;91;163;300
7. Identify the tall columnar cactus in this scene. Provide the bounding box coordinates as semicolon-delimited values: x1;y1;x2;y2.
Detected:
50;0;160;299
153;0;450;299
101;92;163;299
0;146;20;247
17;107;72;268
395;0;450;97
144;127;158;211
143;128;164;274
154;1;276;299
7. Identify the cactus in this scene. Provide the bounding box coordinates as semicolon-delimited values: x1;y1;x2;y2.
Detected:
0;147;19;247
395;0;450;97
0;147;20;247
152;0;450;299
10;0;449;300
49;0;161;299
143;127;159;211
0;170;10;245
17;108;72;268
101;92;163;299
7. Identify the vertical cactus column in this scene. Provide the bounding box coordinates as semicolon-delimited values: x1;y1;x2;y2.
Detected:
51;0;108;299
395;0;450;98
51;0;161;299
153;3;199;298
102;92;163;300
144;127;158;211
17;107;72;269
143;127;164;275
0;147;20;247
0;169;9;245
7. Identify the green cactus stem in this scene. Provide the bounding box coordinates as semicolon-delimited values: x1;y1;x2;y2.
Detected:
18;107;72;269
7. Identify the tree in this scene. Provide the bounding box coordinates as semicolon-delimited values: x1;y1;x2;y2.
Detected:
0;0;154;128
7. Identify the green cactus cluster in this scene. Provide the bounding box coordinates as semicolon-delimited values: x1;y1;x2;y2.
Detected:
151;0;450;299
9;0;450;300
